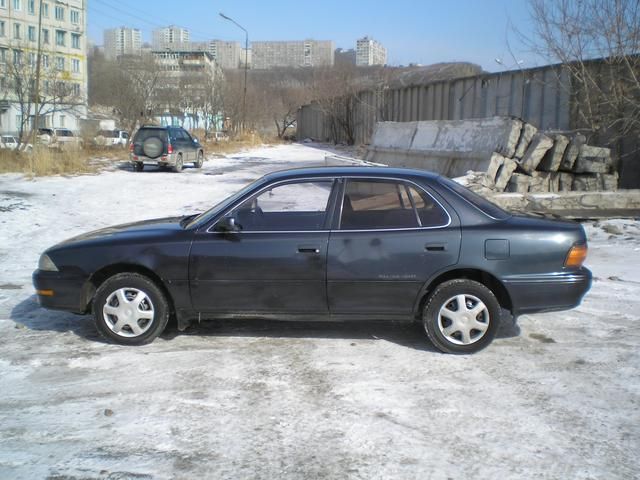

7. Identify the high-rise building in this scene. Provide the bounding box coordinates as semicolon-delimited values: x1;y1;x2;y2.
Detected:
152;25;190;51
334;48;356;66
192;39;241;69
0;0;88;134
356;37;387;66
104;27;142;59
251;40;334;69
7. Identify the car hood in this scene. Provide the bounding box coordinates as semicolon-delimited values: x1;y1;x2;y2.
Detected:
54;216;189;248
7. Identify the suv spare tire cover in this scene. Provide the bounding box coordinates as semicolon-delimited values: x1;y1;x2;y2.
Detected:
142;137;164;159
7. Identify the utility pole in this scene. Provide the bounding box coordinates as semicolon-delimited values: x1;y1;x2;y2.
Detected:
219;13;248;134
31;0;44;143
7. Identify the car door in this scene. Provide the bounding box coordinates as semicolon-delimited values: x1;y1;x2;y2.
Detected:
189;178;338;315
182;130;198;161
327;178;461;316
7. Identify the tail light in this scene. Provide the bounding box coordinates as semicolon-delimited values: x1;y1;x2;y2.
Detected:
565;244;588;268
129;142;134;152
168;143;174;154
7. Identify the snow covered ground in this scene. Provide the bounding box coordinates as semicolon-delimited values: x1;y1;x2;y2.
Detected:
0;143;638;479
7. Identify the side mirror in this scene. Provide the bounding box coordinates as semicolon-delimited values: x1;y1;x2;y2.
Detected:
193;137;200;144
216;216;241;232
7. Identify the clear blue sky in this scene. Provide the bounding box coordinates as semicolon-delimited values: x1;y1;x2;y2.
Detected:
87;0;538;72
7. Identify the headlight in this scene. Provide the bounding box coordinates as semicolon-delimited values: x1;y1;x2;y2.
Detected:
38;253;59;272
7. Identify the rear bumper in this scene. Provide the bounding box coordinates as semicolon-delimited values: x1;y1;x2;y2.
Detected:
130;153;178;166
503;268;592;315
32;269;88;314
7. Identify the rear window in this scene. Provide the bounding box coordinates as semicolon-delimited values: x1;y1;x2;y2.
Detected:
56;129;73;137
97;130;119;138
134;128;168;143
439;176;511;220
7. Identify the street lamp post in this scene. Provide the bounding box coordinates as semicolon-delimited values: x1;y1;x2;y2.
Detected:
219;13;248;133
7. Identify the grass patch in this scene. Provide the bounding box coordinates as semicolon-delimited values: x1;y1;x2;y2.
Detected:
0;147;95;176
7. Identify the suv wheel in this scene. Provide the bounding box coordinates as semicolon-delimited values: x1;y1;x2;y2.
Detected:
133;162;144;172
194;151;204;168
173;154;183;173
423;279;501;354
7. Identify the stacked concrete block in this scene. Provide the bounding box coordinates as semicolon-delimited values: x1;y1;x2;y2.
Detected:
366;117;619;194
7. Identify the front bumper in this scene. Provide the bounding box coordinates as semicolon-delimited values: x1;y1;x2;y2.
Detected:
502;268;592;315
32;269;89;314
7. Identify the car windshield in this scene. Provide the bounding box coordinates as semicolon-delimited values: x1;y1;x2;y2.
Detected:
185;178;267;229
438;176;511;220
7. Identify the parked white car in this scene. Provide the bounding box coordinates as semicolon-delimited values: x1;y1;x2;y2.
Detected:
38;128;83;149
0;135;19;150
93;129;129;148
0;135;33;152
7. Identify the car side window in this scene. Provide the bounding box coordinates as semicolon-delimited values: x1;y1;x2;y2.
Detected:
231;181;333;232
339;179;448;230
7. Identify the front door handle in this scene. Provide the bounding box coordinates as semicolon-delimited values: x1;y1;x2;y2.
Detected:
298;246;320;254
425;244;446;252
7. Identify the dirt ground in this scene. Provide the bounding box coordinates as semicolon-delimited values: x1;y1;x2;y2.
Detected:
0;144;638;479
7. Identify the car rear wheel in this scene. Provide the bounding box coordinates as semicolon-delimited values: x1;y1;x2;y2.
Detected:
194;151;204;168
173;154;183;173
133;162;144;172
423;279;500;354
93;273;169;345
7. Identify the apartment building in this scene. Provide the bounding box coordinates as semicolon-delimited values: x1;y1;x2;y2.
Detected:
191;39;241;70
0;0;88;135
152;25;189;51
356;36;387;66
251;40;334;69
104;26;141;59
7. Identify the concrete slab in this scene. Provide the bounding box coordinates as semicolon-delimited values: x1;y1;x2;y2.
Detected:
514;123;538;159
559;134;586;171
495;158;518;191
506;173;531;193
519;133;554;174
538;134;569;172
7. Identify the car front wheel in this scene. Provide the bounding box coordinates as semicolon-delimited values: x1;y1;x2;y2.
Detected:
93;273;169;345
423;279;501;354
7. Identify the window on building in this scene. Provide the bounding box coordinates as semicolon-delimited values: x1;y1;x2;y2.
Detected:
13;23;21;40
70;9;79;24
42;28;49;44
72;83;80;96
71;58;79;72
13;0;20;11
13;49;22;65
42;53;48;68
0;20;5;37
71;33;80;49
28;25;35;42
28;0;34;14
55;29;65;46
54;5;63;20
0;47;7;63
42;2;48;17
59;115;65;127
56;56;64;70
0;0;6;8
43;79;49;93
29;51;36;67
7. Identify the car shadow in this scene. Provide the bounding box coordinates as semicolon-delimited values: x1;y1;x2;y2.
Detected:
12;295;520;352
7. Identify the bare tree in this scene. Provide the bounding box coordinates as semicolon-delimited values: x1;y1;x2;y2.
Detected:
1;44;84;145
90;52;161;132
524;0;640;147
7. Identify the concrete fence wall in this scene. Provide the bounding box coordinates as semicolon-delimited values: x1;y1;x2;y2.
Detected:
297;63;640;188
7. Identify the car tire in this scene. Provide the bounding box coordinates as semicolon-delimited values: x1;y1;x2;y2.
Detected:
142;137;164;159
93;273;170;346
133;162;144;172
423;279;501;354
194;151;203;168
173;154;183;173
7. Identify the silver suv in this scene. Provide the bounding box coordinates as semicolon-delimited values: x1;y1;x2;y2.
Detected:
129;125;204;172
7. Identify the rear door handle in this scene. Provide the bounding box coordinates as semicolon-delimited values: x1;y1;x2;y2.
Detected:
298;246;320;254
425;244;446;252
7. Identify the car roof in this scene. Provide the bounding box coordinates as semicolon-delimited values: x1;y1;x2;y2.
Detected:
262;165;443;182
